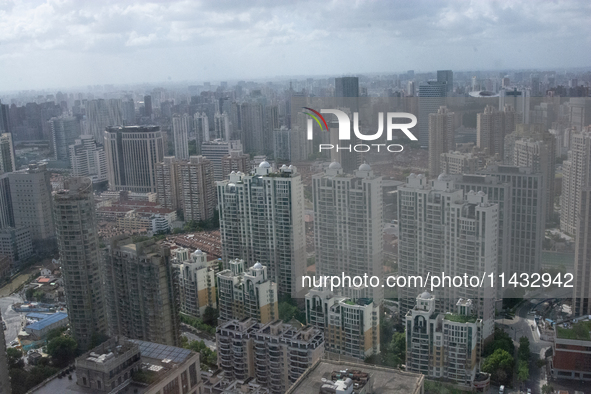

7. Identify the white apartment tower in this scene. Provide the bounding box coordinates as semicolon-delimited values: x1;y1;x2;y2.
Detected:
53;177;107;350
172;113;191;160
69;135;108;183
312;162;383;302
104;125;165;193
398;174;498;340
213;112;231;141
194;112;210;143
217;162;306;298
477;104;516;158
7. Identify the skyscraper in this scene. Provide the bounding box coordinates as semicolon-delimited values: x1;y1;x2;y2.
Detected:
143;95;152;118
155;156;216;222
398;174;498;340
437;70;454;93
172;114;191;160
312;162;383;302
418;81;448;148
69;135;108;183
213;112;231;141
240;102;264;154
194;112;210;143
561;128;591;236
103;237;180;346
217;163;306;298
499;88;530;124
104;125;165;193
49;116;82;162
53;177;107;350
86;99;123;142
0;133;15;173
428;106;454;176
572;188;591;316
8;164;54;242
334;76;359;99
201;139;243;181
477;104;516;158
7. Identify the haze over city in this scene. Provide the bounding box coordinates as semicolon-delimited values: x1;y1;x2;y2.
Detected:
1;0;591;91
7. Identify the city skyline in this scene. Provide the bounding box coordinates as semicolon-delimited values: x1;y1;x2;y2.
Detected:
1;0;590;91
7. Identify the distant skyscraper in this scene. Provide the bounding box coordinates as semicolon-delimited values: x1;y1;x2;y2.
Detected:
144;95;152;118
0;101;10;134
213;112;231;141
103;237;180;346
561;128;591;235
172;114;191;160
437;70;454;93
418;81;448;148
312;162;383;302
428;106;454;176
69;135;108;183
201;139;243;181
194;112;209;143
240;102;264;154
121;99;135;125
0;133;15;173
217;163;305;298
221;150;250;177
104;125;165;193
477;104;516;158
53;177;107;350
86;99;123;142
48;116;81;162
263;105;279;154
499;88;530;124
334;76;359;98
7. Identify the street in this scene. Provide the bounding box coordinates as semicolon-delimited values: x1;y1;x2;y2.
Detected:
181;331;216;351
0;294;25;347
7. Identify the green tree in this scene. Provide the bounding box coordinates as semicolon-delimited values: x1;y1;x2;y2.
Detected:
481;349;514;385
202;306;218;326
518;336;530;361
46;327;66;341
483;328;515;357
47;336;78;367
6;347;23;369
542;384;554;394
517;360;529;383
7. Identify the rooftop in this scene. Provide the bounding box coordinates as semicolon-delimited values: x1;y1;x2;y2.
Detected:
556;320;591;341
285;360;424;394
444;314;478;324
26;312;68;331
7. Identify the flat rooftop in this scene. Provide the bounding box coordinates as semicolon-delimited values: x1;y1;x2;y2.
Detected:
31;371;149;394
285;360;424;394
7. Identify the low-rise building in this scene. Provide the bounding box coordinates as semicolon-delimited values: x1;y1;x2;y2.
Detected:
25;312;68;339
284;360;425;394
551;317;591;381
216;318;324;394
217;259;278;324
30;336;202;394
305;288;380;360
405;292;483;387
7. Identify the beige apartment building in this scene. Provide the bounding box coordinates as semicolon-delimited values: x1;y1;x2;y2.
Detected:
173;248;217;319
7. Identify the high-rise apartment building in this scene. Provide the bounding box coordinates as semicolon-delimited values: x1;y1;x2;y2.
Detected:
428;106;455;176
217;163;305;298
121;98;135;125
172;113;191;160
0;227;33;268
8;164;54;241
103;237;180;346
398;174;497;340
561;128;591;235
194;112;209;143
0;133;15;173
155;156;216;222
53;177;107;350
499;88;530;124
477;104;516;158
221;150;250;177
263;105;279;154
202;139;243;181
173;248;216;319
216;318;324;393
49;116;81;162
217;259;278;324
418;81;448;148
104;125;165;193
405;293;482;385
572;188;591;316
306;288;380;359
69;135;108;183
312;162;383;302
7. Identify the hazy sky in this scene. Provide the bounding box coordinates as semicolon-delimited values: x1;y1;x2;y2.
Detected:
1;0;590;91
